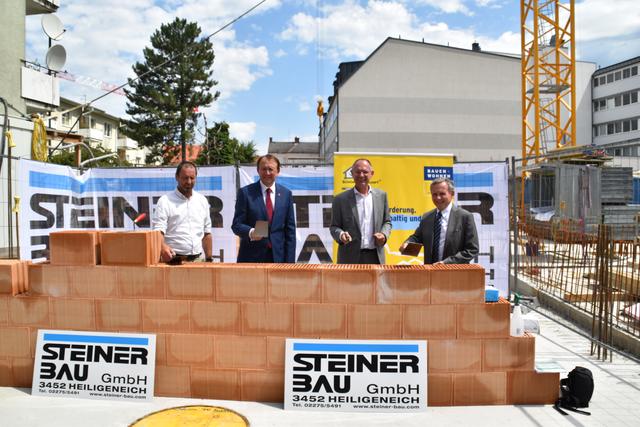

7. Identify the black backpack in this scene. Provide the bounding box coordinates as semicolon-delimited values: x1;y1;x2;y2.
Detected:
554;366;594;416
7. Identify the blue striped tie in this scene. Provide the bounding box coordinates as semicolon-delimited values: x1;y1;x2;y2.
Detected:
432;211;442;263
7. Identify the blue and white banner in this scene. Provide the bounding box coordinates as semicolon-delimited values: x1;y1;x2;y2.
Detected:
18;159;237;262
239;166;334;263
454;162;510;296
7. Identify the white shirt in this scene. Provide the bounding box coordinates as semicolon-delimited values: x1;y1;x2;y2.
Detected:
152;189;212;255
260;181;276;211
354;186;375;249
436;202;453;262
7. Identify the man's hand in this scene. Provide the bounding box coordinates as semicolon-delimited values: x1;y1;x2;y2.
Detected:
340;231;352;244
249;228;263;241
160;244;175;262
374;232;386;247
433;260;444;265
399;242;408;253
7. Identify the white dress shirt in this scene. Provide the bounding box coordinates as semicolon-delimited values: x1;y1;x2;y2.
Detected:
152;189;212;255
260;181;276;210
354;186;375;249
436;202;453;261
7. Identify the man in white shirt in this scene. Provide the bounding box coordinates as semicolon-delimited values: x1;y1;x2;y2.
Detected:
330;158;392;264
400;177;478;264
152;162;213;262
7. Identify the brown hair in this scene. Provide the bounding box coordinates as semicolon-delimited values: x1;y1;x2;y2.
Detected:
256;154;281;172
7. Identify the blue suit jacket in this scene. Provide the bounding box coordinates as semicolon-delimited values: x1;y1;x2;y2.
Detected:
231;181;296;263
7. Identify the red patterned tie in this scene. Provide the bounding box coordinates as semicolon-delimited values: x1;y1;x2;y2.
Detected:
266;188;273;224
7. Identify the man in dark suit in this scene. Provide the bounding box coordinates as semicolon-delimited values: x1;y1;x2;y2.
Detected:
330;159;392;264
400;177;478;264
232;154;296;263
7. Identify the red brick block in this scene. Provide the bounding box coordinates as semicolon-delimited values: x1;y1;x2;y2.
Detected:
428;374;453;406
11;358;34;387
0;327;31;358
28;264;68;297
267;336;286;369
241;370;284;403
100;231;162;266
482;335;535;372
215;264;267;302
507;371;560;404
190;301;240;334
0;260;29;295
347;304;403;339
268;264;321;302
191;369;240;400
142;299;190;332
214;335;266;369
375;265;430;304
404;305;456;339
50;298;96;330
155;365;191;397
430;264;485;304
7;297;50;327
457;301;510;339
322;264;376;304
428;339;482;373
166;265;215;299
166;333;215;366
49;230;100;265
294;303;347;338
0;296;8;325
117;266;166;299
242;302;293;336
155;333;167;365
68;266;118;298
95;299;142;331
453;372;507;405
0;359;11;386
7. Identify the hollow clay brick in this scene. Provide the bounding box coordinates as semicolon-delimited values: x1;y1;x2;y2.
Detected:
507;371;560;404
321;264;376;304
482;335;535;372
347;304;403;339
403;305;456;339
154;365;191;397
453;372;507;405
241;370;284;403
50;298;96;330
191;301;241;334
142;299;190;332
166;333;215;366
49;230;100;265
95;299;142;331
268;264;321;302
375;265;430;304
191;368;240;400
7;296;50;327
117;266;166;299
166;265;215;299
294;303;347;338
428;339;482;373
430;264;485;304
100;231;162;266
457;301;510;339
0;327;31;358
214;335;267;369
215;264;267;302
428;373;453;406
67;266;118;298
28;264;68;297
242;302;293;336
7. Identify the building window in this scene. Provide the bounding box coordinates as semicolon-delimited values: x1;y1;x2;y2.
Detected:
623;68;631;79
615;122;622;133
607;123;614;135
623;120;630;132
599;124;607;135
615;71;622;81
62;112;70;126
633;120;639;131
615;95;622;107
599;76;606;85
614;148;622;156
593;101;598;112
599;99;606;110
607;73;614;83
632;92;638;104
104;123;112;137
632;66;638;76
594;78;599;87
623;93;631;105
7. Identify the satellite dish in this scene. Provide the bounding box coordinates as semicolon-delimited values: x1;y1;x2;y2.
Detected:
46;44;67;71
42;14;65;40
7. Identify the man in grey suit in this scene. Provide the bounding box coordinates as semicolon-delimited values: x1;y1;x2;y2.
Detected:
330;159;392;264
400;177;479;264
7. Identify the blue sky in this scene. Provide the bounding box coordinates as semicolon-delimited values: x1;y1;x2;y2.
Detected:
26;0;640;155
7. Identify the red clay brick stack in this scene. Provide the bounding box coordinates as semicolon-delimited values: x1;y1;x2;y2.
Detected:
0;231;558;405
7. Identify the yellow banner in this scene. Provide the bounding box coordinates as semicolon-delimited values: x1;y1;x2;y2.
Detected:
333;153;453;265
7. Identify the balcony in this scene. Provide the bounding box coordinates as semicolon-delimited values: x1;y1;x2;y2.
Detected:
117;136;138;150
78;127;104;142
26;0;59;15
21;66;60;107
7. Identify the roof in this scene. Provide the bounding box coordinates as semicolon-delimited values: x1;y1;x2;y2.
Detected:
268;141;320;155
593;56;640;76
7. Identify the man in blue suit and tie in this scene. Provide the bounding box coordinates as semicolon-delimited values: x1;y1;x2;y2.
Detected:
232;154;296;263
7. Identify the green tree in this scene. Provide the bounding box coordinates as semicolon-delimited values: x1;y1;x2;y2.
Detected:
49;144;131;168
196;121;257;165
123;18;219;165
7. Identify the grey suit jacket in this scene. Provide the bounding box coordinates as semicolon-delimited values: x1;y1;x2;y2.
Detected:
330;188;392;264
405;205;479;264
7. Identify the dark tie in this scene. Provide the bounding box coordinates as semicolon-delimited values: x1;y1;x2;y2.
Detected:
265;188;273;224
432;210;442;263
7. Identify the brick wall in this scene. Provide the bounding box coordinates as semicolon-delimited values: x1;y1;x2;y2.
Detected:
0;232;559;405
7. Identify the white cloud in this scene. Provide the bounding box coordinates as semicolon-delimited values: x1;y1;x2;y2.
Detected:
298;101;311;112
411;0;471;15
280;1;520;60
575;0;640;42
229;121;257;142
274;48;287;58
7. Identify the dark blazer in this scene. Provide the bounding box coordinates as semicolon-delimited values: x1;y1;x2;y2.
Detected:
330;188;392;264
232;181;296;263
405;205;479;264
